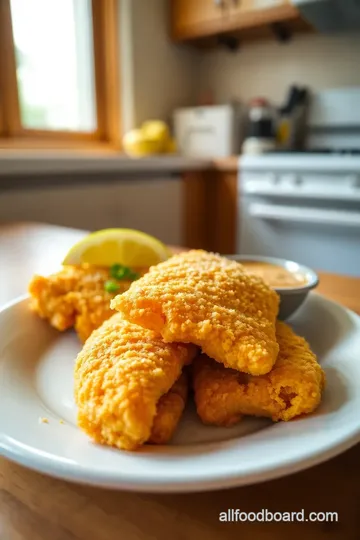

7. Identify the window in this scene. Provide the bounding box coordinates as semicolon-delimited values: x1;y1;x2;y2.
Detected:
0;0;120;148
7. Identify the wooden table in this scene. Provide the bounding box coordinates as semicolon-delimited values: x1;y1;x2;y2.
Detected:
1;222;359;540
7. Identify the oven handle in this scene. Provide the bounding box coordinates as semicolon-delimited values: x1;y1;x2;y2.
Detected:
249;203;360;227
244;186;360;202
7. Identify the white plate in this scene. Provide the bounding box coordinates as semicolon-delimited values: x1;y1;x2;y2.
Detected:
1;294;360;492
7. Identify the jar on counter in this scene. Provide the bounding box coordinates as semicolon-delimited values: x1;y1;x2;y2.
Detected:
242;98;277;154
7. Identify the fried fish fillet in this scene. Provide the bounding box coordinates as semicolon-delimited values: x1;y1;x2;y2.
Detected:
193;322;325;425
111;250;280;376
75;313;196;450
148;371;188;444
29;265;140;342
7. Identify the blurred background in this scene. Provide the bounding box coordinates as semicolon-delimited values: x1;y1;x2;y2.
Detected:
1;0;360;274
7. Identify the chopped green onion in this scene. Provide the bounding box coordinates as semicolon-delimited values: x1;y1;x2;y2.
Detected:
118;267;131;279
127;270;140;281
104;280;120;293
110;263;139;281
110;263;124;279
110;263;131;280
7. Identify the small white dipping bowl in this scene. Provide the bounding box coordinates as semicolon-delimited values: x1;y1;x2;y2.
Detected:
226;255;319;320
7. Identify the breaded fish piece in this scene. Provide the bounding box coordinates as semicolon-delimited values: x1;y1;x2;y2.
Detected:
75;313;197;450
148;371;188;444
193;321;325;425
112;250;279;376
29;265;140;342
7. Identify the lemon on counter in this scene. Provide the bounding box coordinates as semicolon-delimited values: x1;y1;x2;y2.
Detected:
123;120;172;157
141;121;169;151
123;129;163;157
165;137;177;154
62;229;172;267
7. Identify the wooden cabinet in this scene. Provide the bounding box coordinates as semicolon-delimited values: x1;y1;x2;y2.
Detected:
229;0;293;18
225;0;299;32
171;0;229;40
229;0;290;14
171;0;307;43
183;163;238;253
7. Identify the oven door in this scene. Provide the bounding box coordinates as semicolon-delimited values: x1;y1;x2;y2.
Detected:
238;198;360;276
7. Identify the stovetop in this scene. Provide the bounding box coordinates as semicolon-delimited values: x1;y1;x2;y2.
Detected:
241;149;360;173
267;148;360;156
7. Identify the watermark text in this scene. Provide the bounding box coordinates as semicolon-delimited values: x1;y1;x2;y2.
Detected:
219;509;338;523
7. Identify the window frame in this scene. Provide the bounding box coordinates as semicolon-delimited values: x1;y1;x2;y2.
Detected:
0;0;120;149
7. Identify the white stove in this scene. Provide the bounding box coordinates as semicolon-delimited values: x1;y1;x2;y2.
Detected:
238;89;360;277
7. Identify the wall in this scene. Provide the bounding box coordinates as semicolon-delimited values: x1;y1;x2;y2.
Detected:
0;177;183;245
120;0;199;132
197;32;360;106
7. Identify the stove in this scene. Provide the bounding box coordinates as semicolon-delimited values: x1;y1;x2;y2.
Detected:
268;148;360;156
237;88;360;276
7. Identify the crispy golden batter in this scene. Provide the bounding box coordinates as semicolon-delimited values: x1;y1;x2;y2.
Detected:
112;250;279;376
29;265;138;342
75;313;197;450
148;371;188;444
193;322;325;425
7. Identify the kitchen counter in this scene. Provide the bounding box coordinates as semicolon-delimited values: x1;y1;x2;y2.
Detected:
212;156;240;171
0;153;239;252
0;222;359;540
0;151;211;178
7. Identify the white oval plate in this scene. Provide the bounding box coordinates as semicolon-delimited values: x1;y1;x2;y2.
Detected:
1;294;360;493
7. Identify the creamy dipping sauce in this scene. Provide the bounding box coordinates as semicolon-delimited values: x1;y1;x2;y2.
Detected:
241;261;308;288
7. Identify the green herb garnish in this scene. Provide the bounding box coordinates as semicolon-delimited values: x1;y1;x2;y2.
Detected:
104;280;120;293
110;264;126;280
110;264;140;281
105;265;140;293
127;270;140;281
110;264;130;280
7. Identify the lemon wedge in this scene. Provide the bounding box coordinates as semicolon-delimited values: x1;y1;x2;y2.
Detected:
62;229;172;267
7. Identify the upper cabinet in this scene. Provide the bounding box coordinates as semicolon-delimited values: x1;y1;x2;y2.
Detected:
171;0;310;43
228;0;298;27
171;0;229;40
